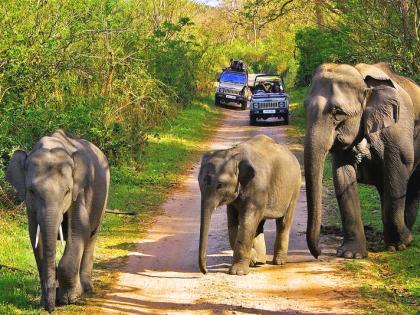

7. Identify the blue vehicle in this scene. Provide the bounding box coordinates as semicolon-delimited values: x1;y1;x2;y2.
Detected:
249;74;289;125
215;60;250;110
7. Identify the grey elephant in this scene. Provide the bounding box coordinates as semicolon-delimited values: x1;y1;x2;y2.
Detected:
198;135;301;275
304;63;420;259
6;130;110;312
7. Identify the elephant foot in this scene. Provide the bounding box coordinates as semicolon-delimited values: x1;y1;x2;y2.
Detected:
337;240;368;259
385;229;413;252
229;262;249;276
252;233;266;265
81;278;94;293
249;248;266;267
272;253;287;265
57;282;83;305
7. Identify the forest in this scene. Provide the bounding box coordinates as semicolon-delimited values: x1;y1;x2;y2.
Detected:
0;0;418;193
0;1;419;313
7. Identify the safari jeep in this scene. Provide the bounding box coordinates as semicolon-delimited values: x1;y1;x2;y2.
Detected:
249;74;289;125
215;60;250;110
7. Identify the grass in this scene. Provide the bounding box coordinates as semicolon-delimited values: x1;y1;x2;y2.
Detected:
0;97;221;314
286;86;420;314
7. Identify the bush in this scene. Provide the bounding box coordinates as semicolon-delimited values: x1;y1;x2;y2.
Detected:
0;0;215;181
295;27;357;85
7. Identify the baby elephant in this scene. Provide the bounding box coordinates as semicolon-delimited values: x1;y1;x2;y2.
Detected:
6;130;110;313
198;134;301;275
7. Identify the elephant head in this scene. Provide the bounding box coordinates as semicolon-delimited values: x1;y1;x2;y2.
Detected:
197;149;255;274
6;148;87;312
304;63;401;258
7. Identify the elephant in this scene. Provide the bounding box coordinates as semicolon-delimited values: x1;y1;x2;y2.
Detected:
198;134;301;275
6;129;110;313
304;62;420;259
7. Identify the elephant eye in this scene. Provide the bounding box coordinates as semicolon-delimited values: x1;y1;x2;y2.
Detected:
332;106;347;117
332;107;348;125
216;182;225;190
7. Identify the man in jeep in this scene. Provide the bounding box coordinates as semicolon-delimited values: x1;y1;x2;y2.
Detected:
249;74;289;125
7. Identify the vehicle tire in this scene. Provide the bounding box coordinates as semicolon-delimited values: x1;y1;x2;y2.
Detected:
284;115;289;125
215;96;221;106
250;116;257;126
241;99;248;110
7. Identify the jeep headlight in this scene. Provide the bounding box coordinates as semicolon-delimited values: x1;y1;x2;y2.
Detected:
217;88;224;93
253;102;258;109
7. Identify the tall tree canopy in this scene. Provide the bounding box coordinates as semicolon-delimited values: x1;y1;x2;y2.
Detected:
0;0;418;177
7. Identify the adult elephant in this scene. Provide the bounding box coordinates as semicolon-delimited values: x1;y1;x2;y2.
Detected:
304;63;420;259
6;129;110;312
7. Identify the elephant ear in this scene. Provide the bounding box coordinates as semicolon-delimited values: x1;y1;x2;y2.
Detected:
72;151;89;201
198;152;216;186
363;86;400;135
6;150;27;203
238;159;255;187
355;63;395;88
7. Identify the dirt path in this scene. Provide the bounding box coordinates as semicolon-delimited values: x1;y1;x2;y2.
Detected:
99;107;362;314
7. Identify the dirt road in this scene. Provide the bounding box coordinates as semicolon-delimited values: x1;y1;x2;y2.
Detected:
100;107;362;314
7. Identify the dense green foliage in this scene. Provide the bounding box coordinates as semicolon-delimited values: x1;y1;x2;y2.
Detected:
294;1;419;85
0;0;219;179
335;0;419;82
295;27;356;85
1;0;417;178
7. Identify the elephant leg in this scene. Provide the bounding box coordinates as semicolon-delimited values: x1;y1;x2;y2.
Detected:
332;153;368;259
230;205;261;276
229;205;265;266
58;240;85;305
79;233;97;293
57;202;89;304
382;151;413;250
404;167;420;231
251;220;266;266
227;205;238;250
27;211;46;307
273;194;297;265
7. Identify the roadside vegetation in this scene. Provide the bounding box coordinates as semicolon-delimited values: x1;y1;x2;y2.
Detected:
0;0;418;313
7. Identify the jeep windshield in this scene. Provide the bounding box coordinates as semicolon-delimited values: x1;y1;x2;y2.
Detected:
220;72;247;85
254;75;281;86
253;75;283;93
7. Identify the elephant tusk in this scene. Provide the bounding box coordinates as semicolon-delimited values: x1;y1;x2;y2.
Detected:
35;224;40;249
59;224;64;247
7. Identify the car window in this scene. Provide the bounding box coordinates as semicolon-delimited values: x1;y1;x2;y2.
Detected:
220;72;247;84
254;76;281;85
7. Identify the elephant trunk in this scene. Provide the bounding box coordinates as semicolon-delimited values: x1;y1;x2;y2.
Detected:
198;200;214;274
304;126;331;258
40;215;61;313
